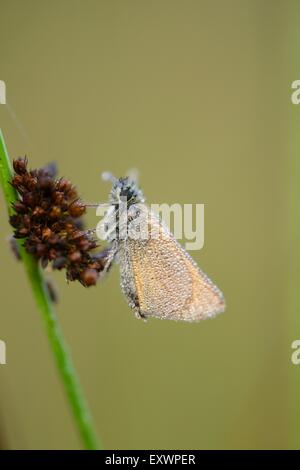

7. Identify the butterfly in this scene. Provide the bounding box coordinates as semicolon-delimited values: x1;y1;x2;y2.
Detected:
97;172;225;322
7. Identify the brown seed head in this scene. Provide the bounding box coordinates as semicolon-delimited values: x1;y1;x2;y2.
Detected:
9;157;109;288
80;268;98;286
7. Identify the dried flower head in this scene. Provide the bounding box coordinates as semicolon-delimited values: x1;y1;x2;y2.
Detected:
9;157;108;286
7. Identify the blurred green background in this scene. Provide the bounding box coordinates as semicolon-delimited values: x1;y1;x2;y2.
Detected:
0;0;298;449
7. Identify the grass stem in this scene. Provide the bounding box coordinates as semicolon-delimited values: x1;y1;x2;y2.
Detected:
0;129;101;450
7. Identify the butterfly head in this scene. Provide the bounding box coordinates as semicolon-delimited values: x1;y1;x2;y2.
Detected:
102;172;145;207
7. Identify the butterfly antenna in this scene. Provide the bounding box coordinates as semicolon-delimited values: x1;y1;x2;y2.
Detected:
102;171;118;184
126;168;139;184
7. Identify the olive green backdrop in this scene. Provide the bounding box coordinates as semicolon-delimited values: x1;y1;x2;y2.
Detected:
0;0;298;449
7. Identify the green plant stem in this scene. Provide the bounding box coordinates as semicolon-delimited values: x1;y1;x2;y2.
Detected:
0;129;101;450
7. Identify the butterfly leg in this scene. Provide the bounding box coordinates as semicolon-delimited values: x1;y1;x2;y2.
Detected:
94;243;118;278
